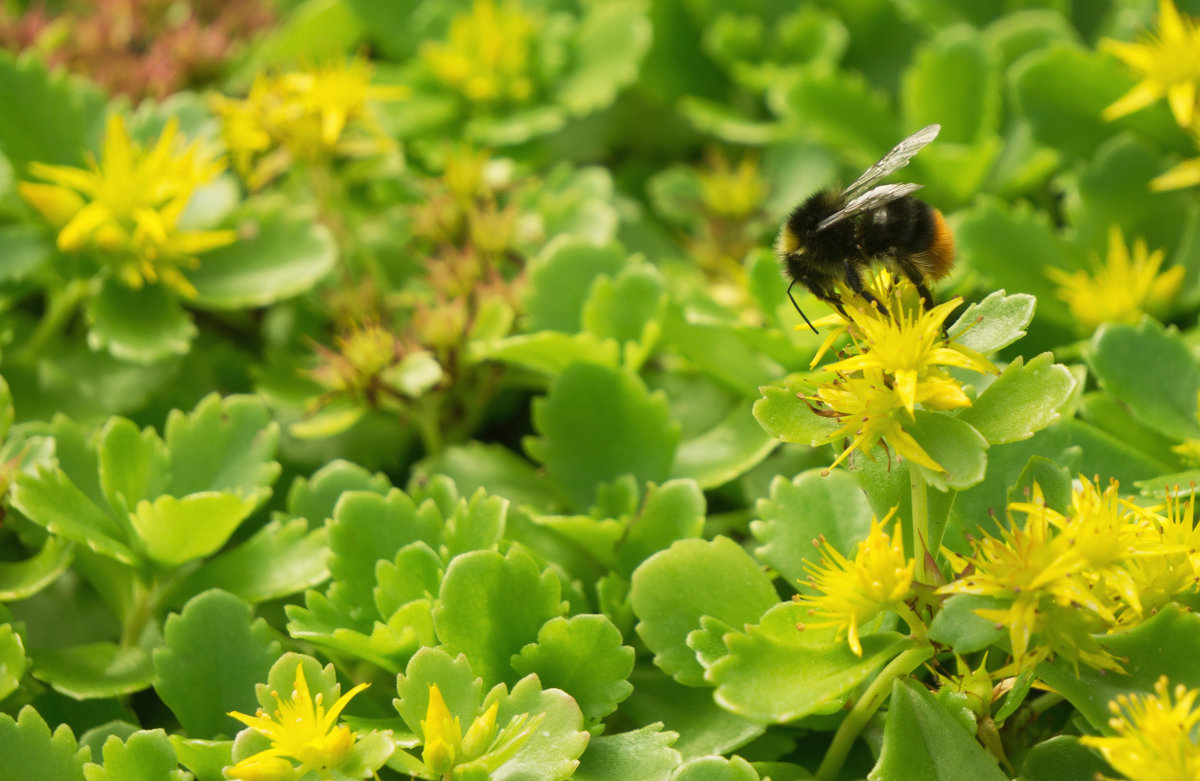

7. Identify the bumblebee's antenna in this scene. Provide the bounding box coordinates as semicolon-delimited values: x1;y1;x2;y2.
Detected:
787;280;818;335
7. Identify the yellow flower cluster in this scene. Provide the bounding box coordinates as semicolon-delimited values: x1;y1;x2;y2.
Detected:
19;113;234;297
940;478;1200;673
420;0;538;104
1047;225;1183;333
795;510;919;656
800;273;996;474
1082;676;1200;781
225;663;369;781
1104;0;1200;190
212;56;406;189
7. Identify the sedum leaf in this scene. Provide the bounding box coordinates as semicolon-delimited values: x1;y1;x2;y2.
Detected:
83;730;189;781
511;614;635;720
957;353;1076;444
0;705;89;781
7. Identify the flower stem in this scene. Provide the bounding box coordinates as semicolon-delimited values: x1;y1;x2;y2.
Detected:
815;644;934;781
910;467;930;583
22;277;91;359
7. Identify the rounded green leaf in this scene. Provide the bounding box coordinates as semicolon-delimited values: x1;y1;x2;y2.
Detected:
394;647;484;738
152;590;281;738
751;468;874;587
0;706;88;781
671;401;780;490
186;214;337;310
85;278;196;364
868;678;1008;781
614;479;706;578
908;411;989;491
753;383;840;446
901;25;999;144
957;354;1076;445
670;755;760;781
82;730;188;781
574;724;681;781
30;643;152;699
0;224;52;282
130;492;258;567
1020;736;1111;781
1087;319;1200;441
554;0;650;116
619;670;764;761
946;291;1036;355
434;547;565;686
512;614;635;720
163;393;280;499
0;624;27;700
0;52;106;171
631;537;779;686
0;537;74;601
527;363;680;512
524;238;627;333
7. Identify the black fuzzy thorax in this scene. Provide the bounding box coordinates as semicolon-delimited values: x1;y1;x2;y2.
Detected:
859;195;935;260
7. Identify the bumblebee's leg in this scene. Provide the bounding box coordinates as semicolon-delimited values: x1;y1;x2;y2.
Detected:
786;279;819;334
842;260;889;317
895;258;936;309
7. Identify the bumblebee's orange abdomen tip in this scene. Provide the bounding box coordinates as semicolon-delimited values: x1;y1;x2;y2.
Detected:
925;208;955;279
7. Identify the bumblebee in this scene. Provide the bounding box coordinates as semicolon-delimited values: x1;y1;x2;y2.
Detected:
776;124;956;333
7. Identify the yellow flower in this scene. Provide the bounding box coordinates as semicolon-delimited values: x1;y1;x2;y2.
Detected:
1102;0;1200;128
1047;225;1183;331
821;292;996;415
213;55;406;189
225;663;369;780
421;0;537;104
803;367;944;473
419;683;541;777
1152;156;1200;191
696;150;767;220
795;510;917;656
20;113;234;297
1081;676;1200;781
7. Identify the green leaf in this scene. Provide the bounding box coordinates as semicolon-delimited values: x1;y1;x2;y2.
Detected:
1087;320;1200;441
0;537;74;600
555;0;651;116
163;393;280;499
512;614;635;720
329;489;440;612
152;590;280;738
868;678;1008;781
96;417;169;517
957;354;1075;444
163;519;329;607
574;724;682;781
434;547;565;686
927;595;1008;654
908;411;989;491
527;363;680;511
169;737;232;781
487;674;590;781
901;25;999;144
85;279;196;364
619;670;763;760
0;224;52;282
614;479;706;579
286;459;391;526
30;643;152;699
771;69;899;162
751;468;874;587
130;493;258;567
946;291;1037;354
582;264;667;345
671;401;779;489
752;383;840;446
83;730;188;781
0;705;88;781
0;623;27;700
1008;455;1073;514
443;490;507;558
374;541;442;618
524;238;627;333
414;442;562;511
708;602;919;723
0;52;106;171
1038;605;1200;730
11;468;136;565
471;331;621;376
186;214;337;310
672;756;760;781
1013;44;1186;162
631;537;779;686
1020;736;1112;781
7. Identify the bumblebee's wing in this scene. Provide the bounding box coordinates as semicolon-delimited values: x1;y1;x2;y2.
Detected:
841;124;940;200
815;183;925;232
